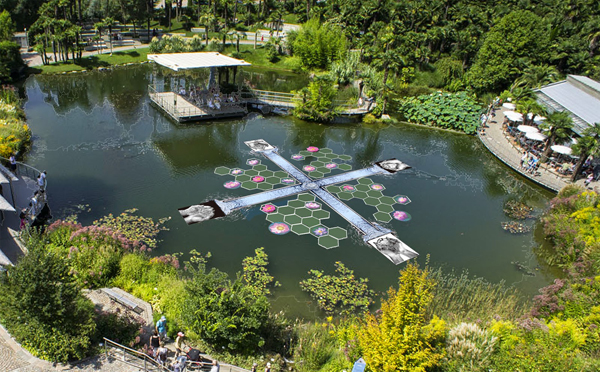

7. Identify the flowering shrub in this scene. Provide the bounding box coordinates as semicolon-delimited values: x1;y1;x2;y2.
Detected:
444;322;497;372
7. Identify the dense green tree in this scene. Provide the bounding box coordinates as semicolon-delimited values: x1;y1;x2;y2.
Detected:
466;10;550;93
0;237;96;362
571;123;600;181
289;18;347;69
0;11;23;82
182;251;272;354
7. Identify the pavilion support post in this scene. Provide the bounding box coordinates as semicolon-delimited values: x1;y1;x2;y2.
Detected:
225;68;230;84
233;66;238;85
208;67;216;88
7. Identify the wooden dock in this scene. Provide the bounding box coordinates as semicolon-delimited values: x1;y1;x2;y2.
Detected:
149;91;247;122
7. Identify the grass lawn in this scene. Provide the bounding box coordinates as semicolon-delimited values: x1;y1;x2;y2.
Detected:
29;48;150;74
222;44;301;71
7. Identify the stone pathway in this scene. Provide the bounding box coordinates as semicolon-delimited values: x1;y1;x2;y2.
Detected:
22;43;144;67
479;108;572;192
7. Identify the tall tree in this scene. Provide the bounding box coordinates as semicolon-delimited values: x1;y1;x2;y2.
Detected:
571;123;600;181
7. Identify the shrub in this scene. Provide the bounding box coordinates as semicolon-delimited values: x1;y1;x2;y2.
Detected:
293;77;338;122
300;261;375;316
292;322;338;372
241;247;279;297
289;19;347;69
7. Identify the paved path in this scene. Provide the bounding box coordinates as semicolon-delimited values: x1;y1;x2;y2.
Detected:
22;43;144;68
479;108;572;192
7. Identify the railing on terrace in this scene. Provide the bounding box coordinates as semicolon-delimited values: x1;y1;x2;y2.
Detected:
103;338;171;372
0;157;45;209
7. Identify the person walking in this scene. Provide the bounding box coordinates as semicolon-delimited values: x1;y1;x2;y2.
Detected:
156;342;168;365
210;360;220;372
149;330;160;356
156;315;167;340
37;174;45;191
175;332;186;356
265;362;271;372
9;154;17;174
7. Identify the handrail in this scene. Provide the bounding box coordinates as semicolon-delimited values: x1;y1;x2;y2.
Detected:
103;337;171;372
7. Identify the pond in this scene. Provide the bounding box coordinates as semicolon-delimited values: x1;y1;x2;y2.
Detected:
21;64;554;318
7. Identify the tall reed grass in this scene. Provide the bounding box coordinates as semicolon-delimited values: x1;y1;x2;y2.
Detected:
427;267;527;324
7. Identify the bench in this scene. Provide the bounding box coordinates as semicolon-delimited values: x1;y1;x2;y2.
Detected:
102;288;144;314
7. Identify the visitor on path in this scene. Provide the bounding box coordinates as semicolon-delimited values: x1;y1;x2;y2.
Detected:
19;210;28;229
521;152;528;169
265;362;271;372
9;154;16;174
173;355;187;372
37;174;45;191
585;173;594;186
210;360;220;372
251;363;258;372
150;330;160;356
175;332;186;356
156;315;167;340
29;191;39;216
156;342;168;365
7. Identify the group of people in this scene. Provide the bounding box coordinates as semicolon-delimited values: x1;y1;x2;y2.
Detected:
180;85;242;111
520;152;540;175
20;171;48;228
151;315;221;372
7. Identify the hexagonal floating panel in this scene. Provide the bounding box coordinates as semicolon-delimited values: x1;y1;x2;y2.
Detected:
328;227;348;240
298;150;311;157
247;159;260;166
253;164;268;171
318;235;339;249
284;214;302;225
257;183;272;190
312;209;330;220
298;193;315;202
266;213;285;223
324;162;338;170
315;168;330;175
319;148;333;154
337;192;354;201
366;190;383;198
278;206;295;215
310;225;329;237
287;200;305;208
310;171;325;179
311;160;325;168
291;223;310;235
214;166;230;175
327;185;341;194
274;171;288;178
394;195;411;205
338;163;352;171
236;174;251;182
260;170;274;178
376;204;394;213
392;211;412;221
302;216;320;228
265;176;280;184
379;196;396;205
241;181;258;190
373;211;393;223
295;208;312;218
323;153;337;160
355;184;371;192
353;191;368;199
230;168;244;176
245;169;259;176
357;178;373;185
364;197;380;206
338;154;352;161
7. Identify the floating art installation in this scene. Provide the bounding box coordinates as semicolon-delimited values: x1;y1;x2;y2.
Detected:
178;139;419;264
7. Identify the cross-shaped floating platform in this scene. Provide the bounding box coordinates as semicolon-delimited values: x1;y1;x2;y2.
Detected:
179;139;418;264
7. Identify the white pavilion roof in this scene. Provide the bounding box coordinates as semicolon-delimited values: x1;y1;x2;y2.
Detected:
147;52;251;71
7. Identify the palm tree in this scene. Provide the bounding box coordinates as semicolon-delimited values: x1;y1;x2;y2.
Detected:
516;64;560;89
199;12;216;46
571;135;598;182
517;99;545;126
540;111;573;162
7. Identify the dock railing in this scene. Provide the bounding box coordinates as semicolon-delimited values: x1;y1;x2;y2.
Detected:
103;337;171;372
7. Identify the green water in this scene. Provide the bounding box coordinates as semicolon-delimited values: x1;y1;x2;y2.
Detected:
21;64;554;319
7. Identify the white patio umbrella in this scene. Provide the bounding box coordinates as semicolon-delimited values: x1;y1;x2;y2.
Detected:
525;132;548;141
505;111;524;122
551;145;573;155
502;102;516;110
517;125;539;133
